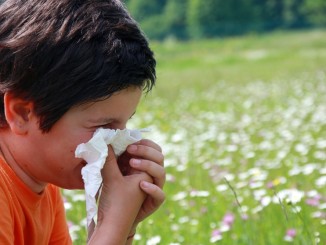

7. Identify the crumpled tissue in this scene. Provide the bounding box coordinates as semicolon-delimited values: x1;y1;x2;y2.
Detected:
75;128;145;229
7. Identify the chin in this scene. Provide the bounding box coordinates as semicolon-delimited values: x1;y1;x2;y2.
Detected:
61;163;86;189
69;176;85;190
57;174;84;190
67;185;84;190
61;181;84;190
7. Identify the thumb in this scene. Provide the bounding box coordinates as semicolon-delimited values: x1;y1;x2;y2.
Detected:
101;145;121;183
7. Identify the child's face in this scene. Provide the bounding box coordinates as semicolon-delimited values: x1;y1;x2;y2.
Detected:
24;87;142;190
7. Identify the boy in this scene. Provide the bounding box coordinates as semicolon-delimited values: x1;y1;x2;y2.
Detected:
0;0;166;244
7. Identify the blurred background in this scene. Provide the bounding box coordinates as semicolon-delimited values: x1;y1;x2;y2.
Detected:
123;0;326;41
120;1;326;245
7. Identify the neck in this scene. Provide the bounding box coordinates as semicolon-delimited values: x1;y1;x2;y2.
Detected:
0;142;46;194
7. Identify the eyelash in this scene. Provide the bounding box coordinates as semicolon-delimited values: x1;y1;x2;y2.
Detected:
99;123;112;129
95;117;134;130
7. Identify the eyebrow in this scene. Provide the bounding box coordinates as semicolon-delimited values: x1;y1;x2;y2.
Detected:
88;111;136;124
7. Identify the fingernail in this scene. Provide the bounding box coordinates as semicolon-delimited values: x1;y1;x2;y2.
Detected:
128;145;137;152
141;181;151;189
131;159;141;166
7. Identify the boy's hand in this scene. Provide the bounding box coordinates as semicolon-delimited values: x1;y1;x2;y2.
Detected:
89;146;152;244
126;139;166;225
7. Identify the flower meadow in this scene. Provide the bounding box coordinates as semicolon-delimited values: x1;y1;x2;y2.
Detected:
63;30;326;244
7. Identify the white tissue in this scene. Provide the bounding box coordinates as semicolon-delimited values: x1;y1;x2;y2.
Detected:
75;128;145;229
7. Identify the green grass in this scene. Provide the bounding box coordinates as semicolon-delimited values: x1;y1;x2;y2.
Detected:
64;29;326;244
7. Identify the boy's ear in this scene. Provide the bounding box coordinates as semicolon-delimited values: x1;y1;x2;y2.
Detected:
4;92;35;135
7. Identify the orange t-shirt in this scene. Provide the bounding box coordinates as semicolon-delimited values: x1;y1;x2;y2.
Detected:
0;157;72;245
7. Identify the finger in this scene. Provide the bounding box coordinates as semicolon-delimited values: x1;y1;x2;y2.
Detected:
133;139;162;153
127;144;164;166
117;151;132;176
140;181;165;207
101;145;121;181
130;158;165;189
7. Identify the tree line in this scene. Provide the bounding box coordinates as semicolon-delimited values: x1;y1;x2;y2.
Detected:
1;0;324;40
124;0;326;40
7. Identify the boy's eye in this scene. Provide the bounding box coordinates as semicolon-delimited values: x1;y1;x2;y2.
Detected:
98;123;112;129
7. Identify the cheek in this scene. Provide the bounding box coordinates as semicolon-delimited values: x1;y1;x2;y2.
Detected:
49;129;95;165
63;133;96;162
68;131;95;150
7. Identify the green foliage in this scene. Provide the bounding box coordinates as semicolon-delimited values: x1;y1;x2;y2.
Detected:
261;0;284;29
187;0;221;38
303;0;326;26
163;0;188;39
139;15;168;40
124;0;326;40
127;0;166;22
187;0;255;38
282;0;307;28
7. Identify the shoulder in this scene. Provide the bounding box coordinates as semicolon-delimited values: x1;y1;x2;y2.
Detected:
47;183;60;193
46;184;64;203
0;161;15;204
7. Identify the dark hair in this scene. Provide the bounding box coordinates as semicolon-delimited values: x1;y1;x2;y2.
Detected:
0;0;156;132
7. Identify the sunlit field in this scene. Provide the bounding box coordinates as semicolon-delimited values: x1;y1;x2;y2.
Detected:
63;30;326;245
